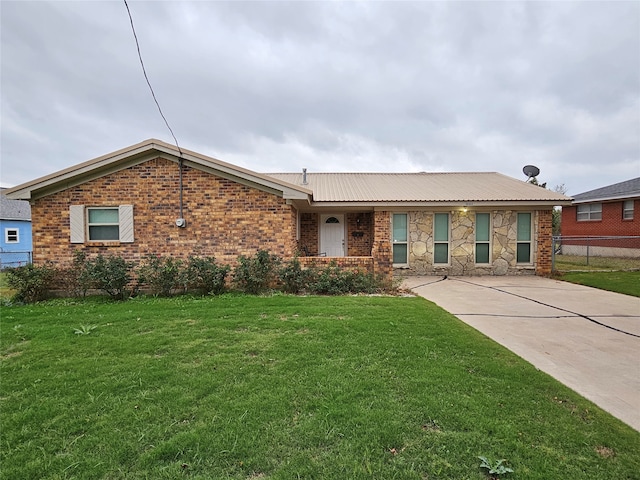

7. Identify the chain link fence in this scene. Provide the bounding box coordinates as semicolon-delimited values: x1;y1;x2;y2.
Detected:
552;236;640;272
0;251;32;270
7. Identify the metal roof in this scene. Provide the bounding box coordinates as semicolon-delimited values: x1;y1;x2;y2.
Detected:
267;172;571;204
0;193;31;221
571;177;640;204
2;139;571;207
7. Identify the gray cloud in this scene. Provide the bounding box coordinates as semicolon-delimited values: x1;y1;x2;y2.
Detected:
1;0;638;196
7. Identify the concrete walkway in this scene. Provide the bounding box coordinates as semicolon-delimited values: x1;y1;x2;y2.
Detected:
402;275;640;431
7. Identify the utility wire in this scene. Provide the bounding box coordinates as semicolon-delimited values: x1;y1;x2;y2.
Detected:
123;0;182;156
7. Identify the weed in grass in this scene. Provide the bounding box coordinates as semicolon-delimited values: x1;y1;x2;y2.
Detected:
479;456;514;478
73;325;97;335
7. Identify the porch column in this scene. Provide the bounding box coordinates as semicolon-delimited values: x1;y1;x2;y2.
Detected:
536;209;553;276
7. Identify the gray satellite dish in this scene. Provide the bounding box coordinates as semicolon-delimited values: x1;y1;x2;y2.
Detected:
523;165;540;179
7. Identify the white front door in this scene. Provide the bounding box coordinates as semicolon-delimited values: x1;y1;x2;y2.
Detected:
320;214;345;257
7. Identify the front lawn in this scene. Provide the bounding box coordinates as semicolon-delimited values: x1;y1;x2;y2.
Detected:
557;271;640;297
1;295;638;479
0;272;14;300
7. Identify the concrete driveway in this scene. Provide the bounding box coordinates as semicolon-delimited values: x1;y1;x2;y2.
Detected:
402;275;640;431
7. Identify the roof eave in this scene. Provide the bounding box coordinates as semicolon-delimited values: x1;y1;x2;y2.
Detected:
572;193;640;204
4;139;312;201
309;200;572;208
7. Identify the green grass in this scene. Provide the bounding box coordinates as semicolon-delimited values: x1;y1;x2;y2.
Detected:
0;272;14;300
1;295;639;479
557;271;640;297
554;254;640;272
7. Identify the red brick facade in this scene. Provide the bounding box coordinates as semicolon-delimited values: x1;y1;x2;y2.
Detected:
561;200;640;252
562;200;639;238
31;158;298;267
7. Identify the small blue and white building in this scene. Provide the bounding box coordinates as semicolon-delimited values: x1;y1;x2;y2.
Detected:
1;193;32;269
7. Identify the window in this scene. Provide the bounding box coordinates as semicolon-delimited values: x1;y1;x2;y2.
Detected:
433;213;449;264
69;205;134;243
5;228;19;243
516;213;531;263
475;213;490;264
623;200;634;220
577;203;602;221
88;208;120;240
392;213;408;264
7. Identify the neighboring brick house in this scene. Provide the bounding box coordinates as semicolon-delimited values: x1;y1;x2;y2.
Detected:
4;139;571;279
560;177;640;257
0;193;32;269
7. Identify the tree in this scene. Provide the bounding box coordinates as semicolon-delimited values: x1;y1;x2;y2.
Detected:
552;184;567;236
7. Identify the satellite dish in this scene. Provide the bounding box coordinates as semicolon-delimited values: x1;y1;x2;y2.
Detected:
523;165;540;179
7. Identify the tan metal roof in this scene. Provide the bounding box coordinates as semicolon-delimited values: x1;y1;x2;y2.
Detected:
267;172;571;204
4;138;570;207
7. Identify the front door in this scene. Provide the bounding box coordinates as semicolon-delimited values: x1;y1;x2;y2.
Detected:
320;214;345;257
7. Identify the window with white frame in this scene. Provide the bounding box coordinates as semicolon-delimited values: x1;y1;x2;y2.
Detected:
88;208;120;240
623;200;634;220
433;213;449;264
475;213;490;264
392;213;408;264
69;205;134;244
5;228;19;243
577;203;602;221
516;212;532;263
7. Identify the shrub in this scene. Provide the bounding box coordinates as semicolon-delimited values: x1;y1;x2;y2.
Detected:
87;254;134;300
57;250;93;297
234;250;281;294
137;254;186;297
307;262;382;295
279;256;315;294
186;256;230;295
6;263;57;303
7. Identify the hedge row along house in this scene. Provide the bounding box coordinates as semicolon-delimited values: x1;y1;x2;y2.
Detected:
4;139;571;279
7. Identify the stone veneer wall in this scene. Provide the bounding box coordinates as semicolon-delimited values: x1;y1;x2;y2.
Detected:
31;157;298;267
400;210;548;276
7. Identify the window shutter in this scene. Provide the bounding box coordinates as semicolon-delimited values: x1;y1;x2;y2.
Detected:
119;205;134;243
69;205;85;243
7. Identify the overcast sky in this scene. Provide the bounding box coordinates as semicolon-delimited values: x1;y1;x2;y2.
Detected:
1;1;639;196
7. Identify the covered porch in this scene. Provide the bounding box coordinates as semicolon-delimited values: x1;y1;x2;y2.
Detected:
295;210;392;277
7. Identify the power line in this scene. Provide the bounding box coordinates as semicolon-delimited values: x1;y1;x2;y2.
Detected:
123;0;182;156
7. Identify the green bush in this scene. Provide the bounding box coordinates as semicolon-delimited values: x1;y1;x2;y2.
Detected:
57;250;93;297
307;261;381;295
87;254;134;300
186;256;230;295
234;250;281;294
137;254;186;297
6;263;57;303
279;256;314;294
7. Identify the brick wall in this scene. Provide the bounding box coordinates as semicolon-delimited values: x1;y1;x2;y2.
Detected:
346;212;373;256
371;211;392;277
562;200;639;237
536;209;553;276
31;157;297;267
298;212;319;255
298;256;374;273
